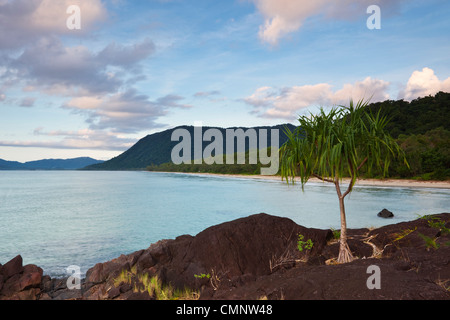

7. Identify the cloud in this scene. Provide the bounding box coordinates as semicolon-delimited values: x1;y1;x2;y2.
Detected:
252;0;324;45
0;0;107;50
194;91;221;98
9;37;119;96
19;97;36;107
1;0;154;99
400;67;450;101
63;90;192;134
9;37;155;96
332;77;390;104
155;94;193;109
194;90;227;103
245;68;450;119
0;0;190;154
251;0;403;45
97;38;156;68
1;128;136;151
0;1;169;149
244;77;390;119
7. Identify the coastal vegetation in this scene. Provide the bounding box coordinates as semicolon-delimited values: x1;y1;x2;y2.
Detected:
296;234;313;252
84;124;294;171
146;151;268;175
113;268;199;300
279;99;407;263
146;92;450;181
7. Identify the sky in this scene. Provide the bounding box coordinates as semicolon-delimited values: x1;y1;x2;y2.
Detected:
0;0;449;162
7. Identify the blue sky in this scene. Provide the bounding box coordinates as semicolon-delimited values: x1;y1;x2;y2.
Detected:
1;0;449;162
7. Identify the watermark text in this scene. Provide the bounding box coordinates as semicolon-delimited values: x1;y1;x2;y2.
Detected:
171;123;279;175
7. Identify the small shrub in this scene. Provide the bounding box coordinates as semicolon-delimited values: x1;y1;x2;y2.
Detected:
418;233;439;250
297;234;314;252
393;227;417;242
194;273;211;279
330;228;341;240
426;217;450;235
113;269;199;300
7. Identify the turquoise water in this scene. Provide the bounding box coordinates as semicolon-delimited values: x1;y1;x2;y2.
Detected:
0;171;449;277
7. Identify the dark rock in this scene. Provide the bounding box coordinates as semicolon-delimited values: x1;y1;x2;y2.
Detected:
2;255;23;279
2;212;450;300
173;213;332;287
135;250;156;273
107;287;121;299
10;288;40;300
2;273;22;296
85;263;104;284
51;288;82;300
378;209;394;218
18;271;42;291
0;261;44;300
23;264;43;275
18;265;43;291
119;283;132;293
85;254;133;284
40;275;53;292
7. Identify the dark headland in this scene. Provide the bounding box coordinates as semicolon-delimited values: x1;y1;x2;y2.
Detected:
1;213;449;300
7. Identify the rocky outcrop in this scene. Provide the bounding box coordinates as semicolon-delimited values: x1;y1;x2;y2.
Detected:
80;213;332;300
1;212;449;300
378;208;394;218
0;255;43;300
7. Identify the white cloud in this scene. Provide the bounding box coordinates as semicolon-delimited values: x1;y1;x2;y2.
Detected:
63;90;193;134
400;67;450;101
10;37;155;96
251;0;403;45
245;77;390;119
0;0;107;49
332;77;390;105
0;1;169;152
252;0;325;45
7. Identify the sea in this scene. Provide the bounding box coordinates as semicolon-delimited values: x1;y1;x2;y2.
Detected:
0;171;449;278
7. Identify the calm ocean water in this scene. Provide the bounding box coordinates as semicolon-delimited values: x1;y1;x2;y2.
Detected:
0;171;449;277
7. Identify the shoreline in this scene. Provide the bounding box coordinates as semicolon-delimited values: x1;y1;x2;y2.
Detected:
162;171;450;189
2;212;449;300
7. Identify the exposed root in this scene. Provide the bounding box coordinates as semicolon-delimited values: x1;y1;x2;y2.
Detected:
325;257;339;265
363;234;384;258
337;240;354;264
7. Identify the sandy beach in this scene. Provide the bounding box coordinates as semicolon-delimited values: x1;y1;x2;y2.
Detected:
173;172;450;189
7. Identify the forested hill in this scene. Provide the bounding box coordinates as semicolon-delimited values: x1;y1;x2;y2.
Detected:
0;157;103;170
83;124;296;171
356;91;450;179
85;92;449;179
364;91;450;138
146;92;450;179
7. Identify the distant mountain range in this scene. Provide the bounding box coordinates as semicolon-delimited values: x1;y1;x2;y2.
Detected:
84;124;296;171
0;157;104;170
84;92;450;175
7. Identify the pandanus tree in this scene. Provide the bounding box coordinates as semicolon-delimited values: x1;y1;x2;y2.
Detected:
280;100;408;263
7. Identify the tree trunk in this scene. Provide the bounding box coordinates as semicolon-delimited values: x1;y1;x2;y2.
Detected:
335;180;354;263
